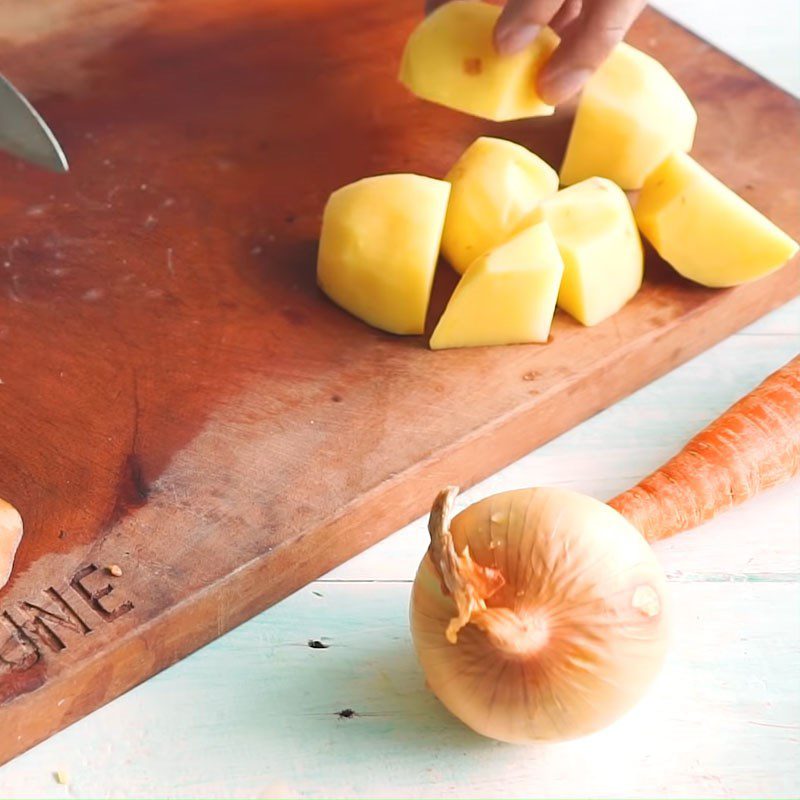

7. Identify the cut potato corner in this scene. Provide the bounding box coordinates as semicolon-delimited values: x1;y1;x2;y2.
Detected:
521;177;643;326
442;137;559;274
317;174;450;335
430;222;563;350
560;43;697;190
636;152;799;287
399;1;559;122
1;497;23;590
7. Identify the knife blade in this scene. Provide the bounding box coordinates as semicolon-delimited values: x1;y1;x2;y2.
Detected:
0;74;68;173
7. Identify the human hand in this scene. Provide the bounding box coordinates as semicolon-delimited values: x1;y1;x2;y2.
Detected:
424;0;646;104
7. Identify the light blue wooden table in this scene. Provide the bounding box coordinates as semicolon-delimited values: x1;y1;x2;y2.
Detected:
2;2;798;797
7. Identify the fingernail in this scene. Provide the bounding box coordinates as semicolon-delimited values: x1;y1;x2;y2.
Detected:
495;23;541;55
538;68;592;104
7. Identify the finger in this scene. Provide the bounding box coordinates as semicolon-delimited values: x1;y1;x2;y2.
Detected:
537;0;645;103
549;0;582;34
494;0;565;55
425;0;450;14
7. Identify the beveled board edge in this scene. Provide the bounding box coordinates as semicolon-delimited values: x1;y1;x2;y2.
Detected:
2;256;797;766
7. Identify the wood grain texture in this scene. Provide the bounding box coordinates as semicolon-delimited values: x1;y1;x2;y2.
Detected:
0;0;798;765
1;300;798;798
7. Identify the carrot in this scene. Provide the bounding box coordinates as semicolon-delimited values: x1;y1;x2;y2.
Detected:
609;356;800;542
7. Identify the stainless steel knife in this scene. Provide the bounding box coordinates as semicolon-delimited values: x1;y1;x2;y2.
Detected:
0;74;68;173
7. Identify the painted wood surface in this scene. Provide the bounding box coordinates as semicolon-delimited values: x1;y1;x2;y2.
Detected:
2;0;798;764
6;580;800;800
1;0;799;795
2;299;798;799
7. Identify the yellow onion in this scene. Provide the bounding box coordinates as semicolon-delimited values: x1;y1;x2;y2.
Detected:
410;486;669;743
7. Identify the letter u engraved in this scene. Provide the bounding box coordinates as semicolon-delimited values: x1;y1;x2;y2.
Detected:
22;588;93;652
0;611;40;671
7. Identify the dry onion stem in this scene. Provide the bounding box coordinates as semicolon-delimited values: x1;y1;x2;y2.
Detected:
411;486;669;743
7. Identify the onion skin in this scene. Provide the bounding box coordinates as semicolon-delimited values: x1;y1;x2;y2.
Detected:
410;487;669;743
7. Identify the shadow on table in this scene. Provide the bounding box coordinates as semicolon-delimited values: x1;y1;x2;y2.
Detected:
233;627;505;759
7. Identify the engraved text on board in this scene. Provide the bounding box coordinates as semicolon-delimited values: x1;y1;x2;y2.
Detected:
0;564;134;673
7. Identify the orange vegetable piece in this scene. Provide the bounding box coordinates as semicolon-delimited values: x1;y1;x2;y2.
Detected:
610;356;800;541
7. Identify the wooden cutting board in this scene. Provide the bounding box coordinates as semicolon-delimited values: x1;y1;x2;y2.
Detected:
0;0;797;765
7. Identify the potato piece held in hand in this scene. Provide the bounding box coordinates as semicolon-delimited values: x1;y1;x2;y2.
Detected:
442;137;558;274
399;1;559;122
430;222;563;350
1;498;23;590
560;43;697;190
636;153;799;287
317;174;450;335
525;177;643;326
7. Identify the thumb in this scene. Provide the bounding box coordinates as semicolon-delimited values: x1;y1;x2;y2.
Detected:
494;0;565;54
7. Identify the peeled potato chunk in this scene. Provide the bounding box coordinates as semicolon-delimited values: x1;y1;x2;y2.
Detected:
430;221;564;350
524;177;643;326
317;174;450;335
560;43;697;190
1;497;23;590
442;137;558;274
399;1;559;122
636;153;799;287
